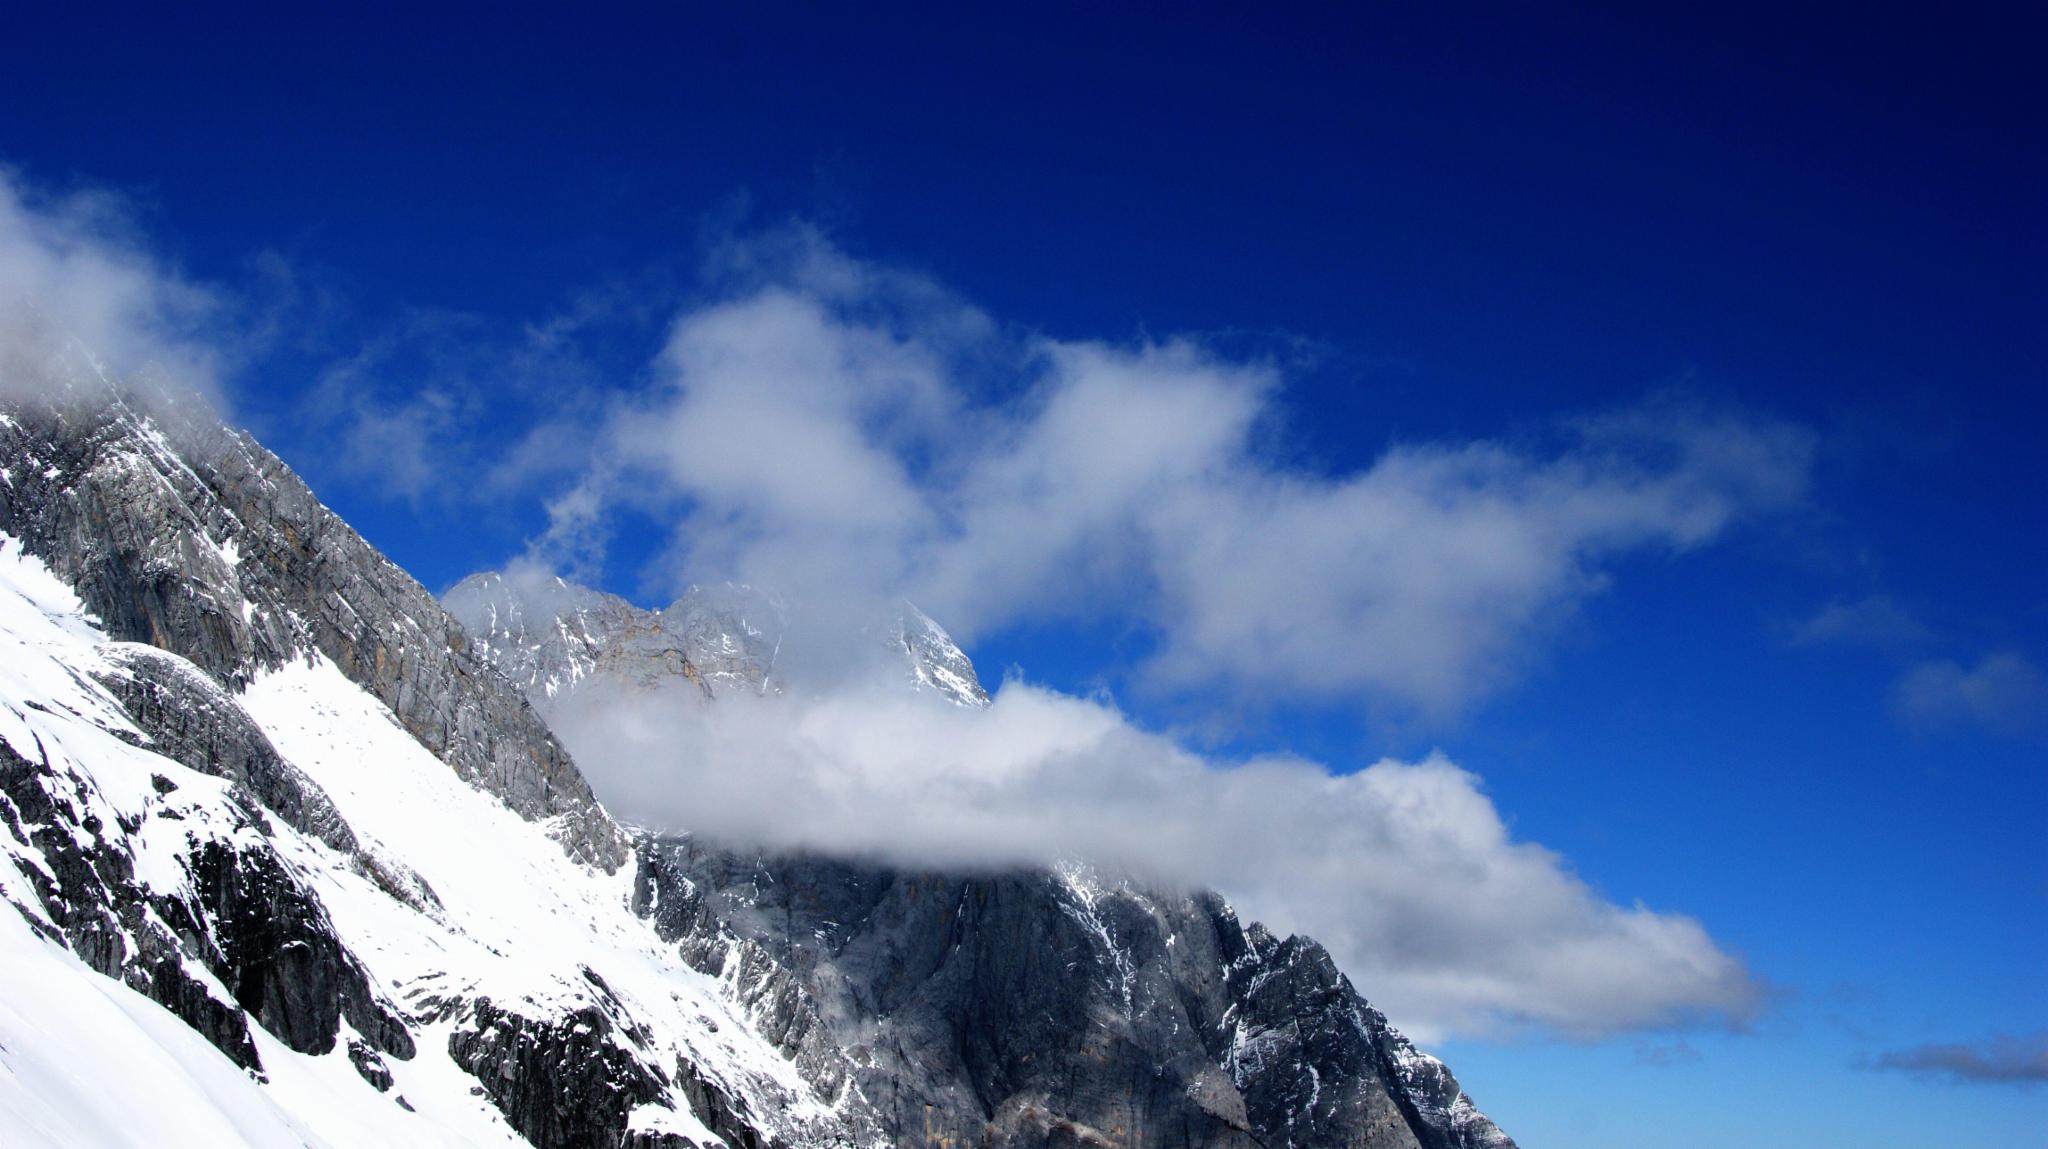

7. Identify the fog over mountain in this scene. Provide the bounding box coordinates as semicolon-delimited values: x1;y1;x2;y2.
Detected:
457;566;1758;1040
405;230;1795;1039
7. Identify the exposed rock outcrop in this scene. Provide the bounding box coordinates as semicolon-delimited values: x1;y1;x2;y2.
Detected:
0;385;625;869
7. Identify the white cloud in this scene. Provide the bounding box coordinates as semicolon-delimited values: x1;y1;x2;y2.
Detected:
0;169;224;408
578;229;1814;716
1894;651;2048;737
549;678;1762;1040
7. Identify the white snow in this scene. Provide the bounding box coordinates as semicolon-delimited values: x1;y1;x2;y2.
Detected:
0;907;331;1149
0;534;837;1148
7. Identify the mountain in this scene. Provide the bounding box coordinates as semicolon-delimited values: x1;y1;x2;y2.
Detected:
444;571;992;712
0;379;1512;1149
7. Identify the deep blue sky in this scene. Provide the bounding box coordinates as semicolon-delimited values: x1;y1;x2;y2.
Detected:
5;4;2042;1144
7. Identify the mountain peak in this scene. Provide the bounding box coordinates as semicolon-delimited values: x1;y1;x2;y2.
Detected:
445;570;993;710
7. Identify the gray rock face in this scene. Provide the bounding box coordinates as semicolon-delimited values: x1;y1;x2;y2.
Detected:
443;571;719;717
670;582;790;698
889;603;991;707
185;834;417;1061
632;840;1516;1149
449;991;678;1149
0;388;625;870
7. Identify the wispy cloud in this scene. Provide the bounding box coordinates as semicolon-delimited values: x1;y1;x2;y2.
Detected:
295;271;687;509
1867;1032;2048;1086
1;186;1781;1043
1632;1038;1705;1067
563;226;1815;718
1894;651;2048;737
1791;595;1932;649
300;306;603;506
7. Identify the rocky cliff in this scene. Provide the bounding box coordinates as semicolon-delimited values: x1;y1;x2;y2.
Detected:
0;381;623;869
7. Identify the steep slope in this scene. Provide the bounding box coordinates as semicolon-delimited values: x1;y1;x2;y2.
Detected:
0;386;839;1148
0;384;622;869
631;845;1515;1149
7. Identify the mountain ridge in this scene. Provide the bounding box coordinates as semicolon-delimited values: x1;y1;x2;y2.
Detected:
444;569;991;712
0;382;1513;1149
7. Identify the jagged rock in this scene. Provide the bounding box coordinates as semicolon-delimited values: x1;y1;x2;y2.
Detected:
671;582;788;698
0;385;808;1147
889;603;990;707
348;1036;398;1092
448;996;673;1149
0;730;417;1074
456;526;1512;1149
0;734;265;1071
185;837;413;1059
443;571;718;717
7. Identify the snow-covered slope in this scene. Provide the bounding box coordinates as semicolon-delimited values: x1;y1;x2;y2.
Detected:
0;534;836;1147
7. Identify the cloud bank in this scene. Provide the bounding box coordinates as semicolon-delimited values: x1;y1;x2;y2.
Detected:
0;185;1782;1041
551;678;1762;1041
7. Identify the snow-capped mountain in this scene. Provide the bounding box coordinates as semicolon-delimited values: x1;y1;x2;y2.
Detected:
0;381;1512;1149
444;572;991;713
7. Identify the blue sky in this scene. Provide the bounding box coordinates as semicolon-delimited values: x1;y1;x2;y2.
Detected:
3;3;2043;1144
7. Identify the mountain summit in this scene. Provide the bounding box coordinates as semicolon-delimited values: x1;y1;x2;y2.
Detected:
0;383;1512;1148
444;570;992;711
